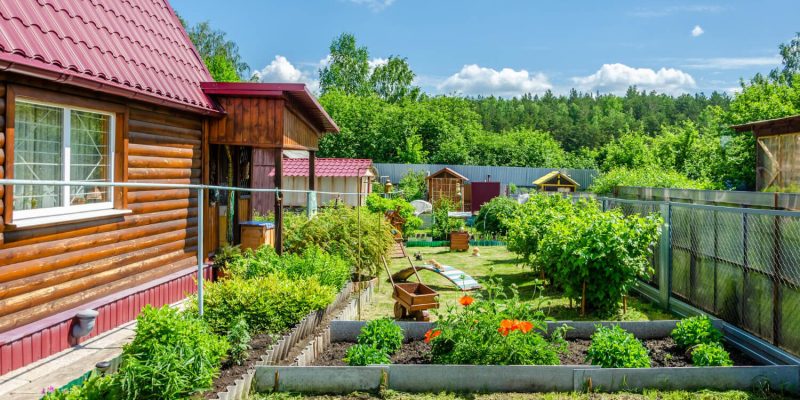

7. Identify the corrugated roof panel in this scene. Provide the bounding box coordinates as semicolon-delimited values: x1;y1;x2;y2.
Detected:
0;0;215;113
282;158;374;178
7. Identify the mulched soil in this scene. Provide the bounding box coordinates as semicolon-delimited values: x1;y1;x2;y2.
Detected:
312;341;432;366
204;333;275;398
313;338;754;367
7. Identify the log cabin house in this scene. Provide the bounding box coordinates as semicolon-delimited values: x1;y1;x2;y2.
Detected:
0;0;337;375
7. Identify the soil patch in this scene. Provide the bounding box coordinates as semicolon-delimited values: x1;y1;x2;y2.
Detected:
312;341;432;366
313;338;754;367
204;333;275;398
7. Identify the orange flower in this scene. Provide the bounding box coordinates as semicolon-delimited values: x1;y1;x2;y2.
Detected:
498;319;517;336
459;295;475;307
518;321;534;334
424;329;441;343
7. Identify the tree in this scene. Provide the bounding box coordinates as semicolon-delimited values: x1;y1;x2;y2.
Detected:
771;32;800;83
370;56;420;102
319;33;371;95
183;21;249;82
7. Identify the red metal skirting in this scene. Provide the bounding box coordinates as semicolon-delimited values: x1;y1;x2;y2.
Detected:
0;265;212;376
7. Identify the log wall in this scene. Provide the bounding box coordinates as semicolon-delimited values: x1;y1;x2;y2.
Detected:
0;78;205;338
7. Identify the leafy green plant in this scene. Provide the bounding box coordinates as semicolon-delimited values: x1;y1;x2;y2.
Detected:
357;318;404;355
585;325;650;368
398;170;427;200
474;196;519;236
690;343;733;367
365;193;423;237
343;344;391;366
226;316;251;366
193;274;335;335
213;244;241;271
671;315;724;349
589;166;715;195
283;203;395;278
431;198;465;240
538;205;661;314
41;372;118;400
505;193;578;270
428;278;562;365
229;245;351;290
116;306;228;400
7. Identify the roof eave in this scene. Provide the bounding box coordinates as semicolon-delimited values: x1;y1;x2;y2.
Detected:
730;114;800;134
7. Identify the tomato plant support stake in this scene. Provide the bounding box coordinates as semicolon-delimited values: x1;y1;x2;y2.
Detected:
581;281;586;316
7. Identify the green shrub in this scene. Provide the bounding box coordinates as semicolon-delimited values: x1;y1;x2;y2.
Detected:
196;275;335;335
226;316;251;366
431;198;465;240
42;372;118;399
229;245;351;290
283;203;395;278
671;315;723;349
429;281;562;366
116;306;228;400
586;325;650;368
691;343;733;366
589;166;715;195
366;193;423;237
399;170;427;200
474;196;519;236
344;344;391;366
357;318;404;355
538;206;661;314
505;193;578;269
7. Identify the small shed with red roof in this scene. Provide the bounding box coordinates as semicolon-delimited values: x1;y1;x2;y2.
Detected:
281;158;376;207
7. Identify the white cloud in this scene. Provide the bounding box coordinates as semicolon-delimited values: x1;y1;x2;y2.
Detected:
629;5;722;17
682;56;781;70
252;55;319;93
368;57;388;71
437;64;552;97
572;63;696;95
691;25;704;37
346;0;395;11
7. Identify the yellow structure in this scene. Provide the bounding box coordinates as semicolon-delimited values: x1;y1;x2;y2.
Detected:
533;171;580;192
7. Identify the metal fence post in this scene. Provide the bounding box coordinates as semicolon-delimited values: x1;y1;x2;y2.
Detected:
658;202;672;309
197;187;204;316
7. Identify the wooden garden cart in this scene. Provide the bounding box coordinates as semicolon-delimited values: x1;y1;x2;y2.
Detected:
382;256;439;321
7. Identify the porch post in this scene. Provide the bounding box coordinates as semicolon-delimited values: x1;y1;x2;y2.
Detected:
274;149;283;255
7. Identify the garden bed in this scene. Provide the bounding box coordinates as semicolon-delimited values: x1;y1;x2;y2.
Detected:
309;337;753;368
253;320;800;395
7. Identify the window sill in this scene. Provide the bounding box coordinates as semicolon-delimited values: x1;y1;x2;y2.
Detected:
7;209;133;230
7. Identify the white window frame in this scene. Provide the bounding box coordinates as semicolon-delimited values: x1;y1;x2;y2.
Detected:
13;98;116;220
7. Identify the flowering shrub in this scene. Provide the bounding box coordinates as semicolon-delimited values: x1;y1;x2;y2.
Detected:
427;278;564;365
357;318;404;355
671;315;724;349
585;325;650;368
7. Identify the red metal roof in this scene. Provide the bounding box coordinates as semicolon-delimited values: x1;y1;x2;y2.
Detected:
201;82;340;133
0;0;217;114
282;158;373;177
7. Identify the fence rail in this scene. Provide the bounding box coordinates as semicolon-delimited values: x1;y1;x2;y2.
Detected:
374;163;598;189
594;195;800;357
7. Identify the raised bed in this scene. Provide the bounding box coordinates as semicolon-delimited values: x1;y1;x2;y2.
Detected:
254;320;800;394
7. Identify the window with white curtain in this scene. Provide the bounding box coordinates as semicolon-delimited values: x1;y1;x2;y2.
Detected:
13;100;114;219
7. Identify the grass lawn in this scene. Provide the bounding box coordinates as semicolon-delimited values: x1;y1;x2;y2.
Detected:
361;246;672;322
255;389;787;400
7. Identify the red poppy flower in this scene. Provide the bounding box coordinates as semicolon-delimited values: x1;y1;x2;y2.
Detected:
424;329;441;343
459;295;475;307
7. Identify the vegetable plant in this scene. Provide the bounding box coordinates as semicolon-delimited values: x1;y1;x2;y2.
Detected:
357;318;404;355
116;306;229;400
671;315;723;349
226;316;251;366
344;344;391;366
690;343;733;366
585;325;650;368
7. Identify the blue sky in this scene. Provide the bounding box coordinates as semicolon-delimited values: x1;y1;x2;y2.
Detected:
172;0;799;97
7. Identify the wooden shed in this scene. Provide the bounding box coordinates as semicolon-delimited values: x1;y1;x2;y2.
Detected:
533;171;579;192
281;158;375;207
732;115;800;191
427;167;468;211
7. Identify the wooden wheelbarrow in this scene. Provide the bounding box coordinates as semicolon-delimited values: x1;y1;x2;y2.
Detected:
382;256;439;321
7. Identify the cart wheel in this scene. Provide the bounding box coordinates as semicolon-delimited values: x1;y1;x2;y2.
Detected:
394;302;407;320
410;310;430;322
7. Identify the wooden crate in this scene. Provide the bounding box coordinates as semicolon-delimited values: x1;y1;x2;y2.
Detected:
240;221;275;251
450;231;470;251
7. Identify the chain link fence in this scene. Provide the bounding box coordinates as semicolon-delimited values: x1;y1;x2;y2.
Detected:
599;196;800;356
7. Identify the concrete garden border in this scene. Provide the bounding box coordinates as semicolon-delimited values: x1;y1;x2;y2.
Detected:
213;279;376;400
254;320;800;395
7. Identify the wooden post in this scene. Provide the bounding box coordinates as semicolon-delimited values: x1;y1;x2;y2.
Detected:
623;295;628;314
274;149;283;255
308;151;316;191
581;281;586;316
